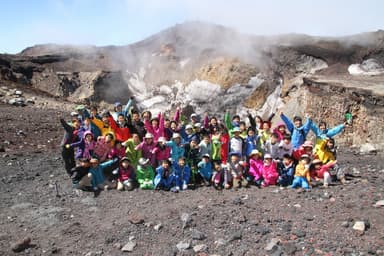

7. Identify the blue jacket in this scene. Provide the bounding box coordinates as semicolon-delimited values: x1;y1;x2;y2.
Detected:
173;163;191;186
245;135;260;157
281;114;312;149
197;161;212;180
277;162;295;186
166;141;185;163
89;159;117;188
154;166;174;188
311;123;345;139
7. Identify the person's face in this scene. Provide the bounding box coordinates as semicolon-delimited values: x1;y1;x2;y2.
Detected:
240;123;246;131
301;158;310;164
319;124;326;131
152;119;159;127
211;118;217;125
252;154;260;160
178;159;185;167
170;122;177;130
118;115;125;124
191;117;197;123
164;120;170;128
314;163;322;170
142;112;150;120
283;158;292;166
186;128;193;135
115;105;122;112
174;137;181;144
145;138;153;144
102;117;110;126
234;131;240;138
190;140;197;148
283;138;290;145
327;140;334;149
203;157;209;163
84;118;90;126
105;135;113;143
85;134;92;142
203;137;209;144
263;123;270;130
80;161;90;167
116;143;122;149
304;146;312;153
132;113;140;122
255;117;262;124
121;161;129;168
132;134;140;144
294;120;302;128
233;117;240;124
248;130;255;137
91;109;97;116
91;162;99;168
72;120;80;129
271;136;278;144
214;164;221;171
162;162;169;169
278;126;286;133
231;155;239;163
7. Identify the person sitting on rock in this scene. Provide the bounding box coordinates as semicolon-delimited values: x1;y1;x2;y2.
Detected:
225;152;248;189
197;154;213;186
211;162;225;189
277;154;295;187
280;111;312;149
261;154;279;187
154;159;175;191
135;133;157;167
136;158;155;189
311;159;337;188
116;157;135;191
171;157;191;192
248;149;264;187
291;154;311;190
315;137;346;184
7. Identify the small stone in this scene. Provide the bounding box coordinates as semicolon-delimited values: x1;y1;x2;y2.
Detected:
215;238;227;247
293;204;301;208
121;241;136;252
282;243;297;254
341;221;350;228
113;243;122;249
329;197;336;202
293;230;306;238
265;238;279;251
353;221;366;232
181;213;191;229
127;213;144;224
154;223;162;231
193;244;207;252
227;229;242;242
11;237;31;252
374;200;384;207
176;241;190;251
191;229;206;240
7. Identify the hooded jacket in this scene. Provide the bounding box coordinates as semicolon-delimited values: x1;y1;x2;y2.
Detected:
249;158;264;181
261;161;279;185
69;130;95;159
280;114;312;149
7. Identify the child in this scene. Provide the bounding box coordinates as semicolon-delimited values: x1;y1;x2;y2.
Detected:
136;158;155;189
198;135;212;158
311;159;337;187
197;154;212;185
229;127;244;158
211;162;225;189
70;158;91;189
259;121;272;145
154;159;174;191
152;137;171;167
172;157;191;192
311;121;345;151
117;157;135;191
123;133;142;169
165;133;185;163
87;158;118;191
263;133;280;159
211;129;222;162
292;140;315;162
280;112;312;149
144;113;165;142
244;127;261;160
184;138;200;184
277;154;295;186
277;135;294;160
226;152;248;189
135;133;157;167
291;154;311;190
66;130;95;160
248;149;264;187
93;133;114;162
273;122;289;141
108;140;126;160
261;154;279;187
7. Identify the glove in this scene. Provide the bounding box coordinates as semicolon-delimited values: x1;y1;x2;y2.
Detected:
65;144;70;149
182;183;188;190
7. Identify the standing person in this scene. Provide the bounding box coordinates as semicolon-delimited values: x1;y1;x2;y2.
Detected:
60;117;80;176
66;130;95;160
280;111;312;149
129;110;146;139
165;133;185;164
144;113;165;142
229;127;244;158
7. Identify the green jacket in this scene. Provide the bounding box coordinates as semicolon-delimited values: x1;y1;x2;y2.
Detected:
124;138;141;168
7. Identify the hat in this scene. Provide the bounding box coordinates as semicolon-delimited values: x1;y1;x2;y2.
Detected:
302;141;314;148
229;151;240;157
90;158;99;164
172;133;181;139
194;123;202;128
114;102;122;107
144;133;154;139
232;127;241;133
158;137;166;143
120;157;130;163
264;154;272;159
190;113;198;118
202;154;210;159
75;105;85;111
249;149;261;157
138;158;149;166
293;116;302;122
185;124;193;130
300;154;310;159
312;159;323;165
70;111;78;117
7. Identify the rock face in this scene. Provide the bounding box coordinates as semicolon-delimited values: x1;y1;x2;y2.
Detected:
1;22;384;150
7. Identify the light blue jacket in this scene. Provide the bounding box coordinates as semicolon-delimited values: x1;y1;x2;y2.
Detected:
281;114;312;149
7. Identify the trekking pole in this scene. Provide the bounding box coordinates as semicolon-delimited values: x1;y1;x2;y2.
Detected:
55;181;61;198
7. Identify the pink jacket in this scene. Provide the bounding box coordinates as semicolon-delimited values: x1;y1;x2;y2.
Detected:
144;113;165;142
118;166;135;182
153;145;171;162
94;137;112;162
108;147;126;160
249;158;264;181
262;161;279;185
135;141;157;166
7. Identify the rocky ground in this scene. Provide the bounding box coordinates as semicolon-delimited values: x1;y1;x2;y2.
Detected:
1;103;384;256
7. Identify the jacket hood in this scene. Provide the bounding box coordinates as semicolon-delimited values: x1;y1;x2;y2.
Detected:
83;130;94;139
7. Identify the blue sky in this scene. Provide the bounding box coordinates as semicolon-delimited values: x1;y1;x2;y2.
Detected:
1;0;383;53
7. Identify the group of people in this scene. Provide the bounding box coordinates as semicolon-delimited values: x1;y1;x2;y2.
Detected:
60;97;348;194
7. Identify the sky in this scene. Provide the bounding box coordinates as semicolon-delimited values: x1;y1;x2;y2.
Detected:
1;0;383;54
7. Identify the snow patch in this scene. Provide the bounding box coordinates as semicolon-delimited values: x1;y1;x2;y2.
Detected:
184;79;223;103
179;58;190;68
348;59;384;76
296;55;328;74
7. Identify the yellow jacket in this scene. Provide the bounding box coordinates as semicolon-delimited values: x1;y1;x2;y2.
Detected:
295;163;311;184
91;118;115;137
315;139;336;164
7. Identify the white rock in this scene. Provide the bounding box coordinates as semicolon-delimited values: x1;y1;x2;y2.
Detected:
374;200;384;207
193;244;207;252
293;204;301;208
176;241;190;251
265;238;279;251
121;241;136;252
360;143;377;154
352;221;366;232
154;223;162;231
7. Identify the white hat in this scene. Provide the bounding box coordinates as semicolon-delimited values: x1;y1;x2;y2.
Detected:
158;137;166;143
264;154;272;159
144;133;154;139
172;133;181;139
138;158;149;166
185;124;193;130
